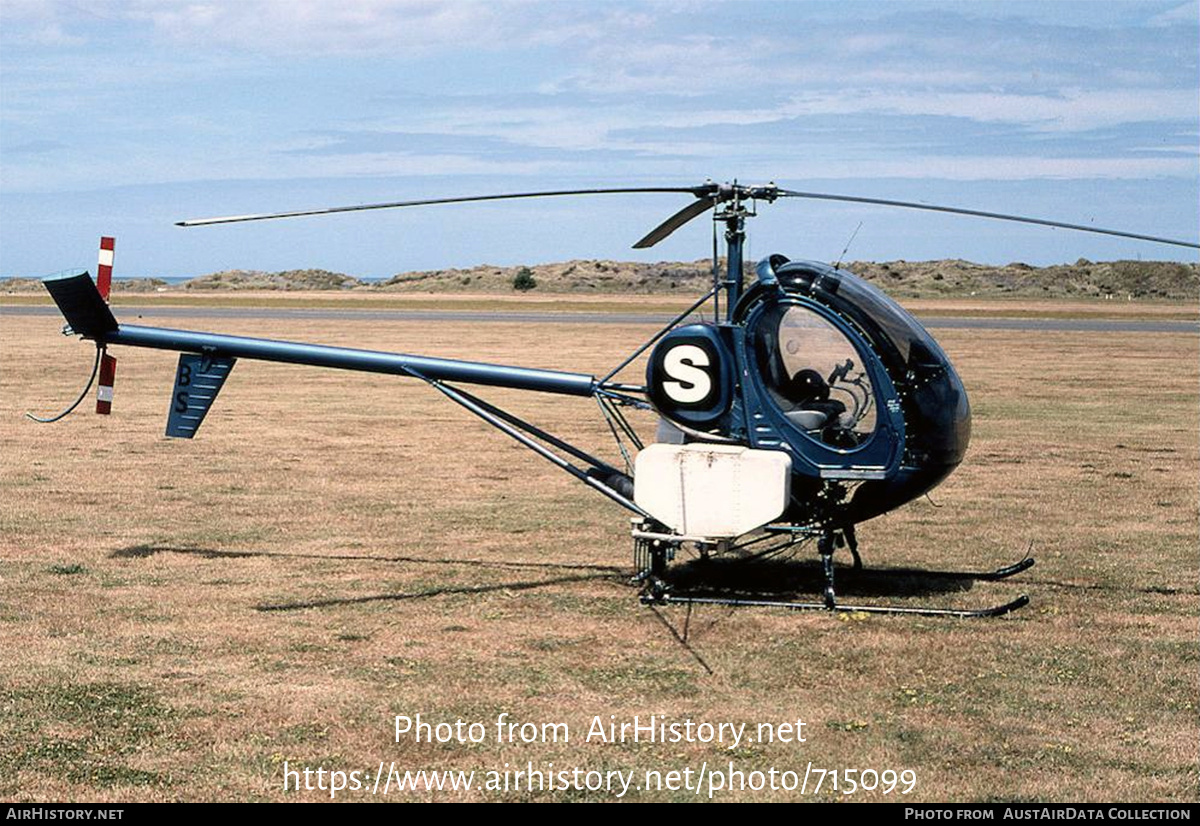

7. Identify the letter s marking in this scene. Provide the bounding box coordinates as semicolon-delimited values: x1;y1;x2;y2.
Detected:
661;344;712;404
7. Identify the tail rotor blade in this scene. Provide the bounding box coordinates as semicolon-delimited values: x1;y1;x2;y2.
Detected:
777;189;1200;250
96;352;116;415
97;236;115;300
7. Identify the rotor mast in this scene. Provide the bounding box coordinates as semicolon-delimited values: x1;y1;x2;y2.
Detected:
719;185;747;323
712;182;779;323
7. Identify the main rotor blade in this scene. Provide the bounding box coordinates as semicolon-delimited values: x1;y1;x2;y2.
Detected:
177;187;705;227
777;189;1200;250
632;195;718;249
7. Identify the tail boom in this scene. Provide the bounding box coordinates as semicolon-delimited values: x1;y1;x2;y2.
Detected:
107;324;597;396
43;270;597;397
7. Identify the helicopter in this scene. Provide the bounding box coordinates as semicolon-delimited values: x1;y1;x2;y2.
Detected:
33;180;1200;618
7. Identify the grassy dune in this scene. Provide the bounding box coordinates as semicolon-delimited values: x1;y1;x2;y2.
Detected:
5;257;1198;300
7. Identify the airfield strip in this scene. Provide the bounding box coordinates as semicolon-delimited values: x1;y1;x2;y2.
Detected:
3;304;1197;333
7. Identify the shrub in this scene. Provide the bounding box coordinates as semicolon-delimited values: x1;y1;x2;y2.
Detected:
512;267;537;291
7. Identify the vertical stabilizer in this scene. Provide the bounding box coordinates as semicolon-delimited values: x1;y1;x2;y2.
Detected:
165;353;237;438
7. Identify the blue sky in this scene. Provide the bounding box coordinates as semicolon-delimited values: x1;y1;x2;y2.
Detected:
1;0;1197;279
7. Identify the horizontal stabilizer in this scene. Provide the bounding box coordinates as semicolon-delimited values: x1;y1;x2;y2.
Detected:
165;353;236;439
42;271;118;338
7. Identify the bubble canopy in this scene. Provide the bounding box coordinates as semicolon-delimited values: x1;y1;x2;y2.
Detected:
753;303;880;449
746;257;970;469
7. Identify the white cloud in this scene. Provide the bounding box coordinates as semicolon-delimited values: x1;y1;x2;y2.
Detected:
779;88;1200;132
1148;1;1200;27
3;1;1197;195
116;0;658;56
791;155;1197;182
0;0;88;45
129;0;496;55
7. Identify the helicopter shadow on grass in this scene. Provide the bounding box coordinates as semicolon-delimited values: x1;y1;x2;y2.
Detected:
109;543;627;612
662;555;985;602
107;543;995;610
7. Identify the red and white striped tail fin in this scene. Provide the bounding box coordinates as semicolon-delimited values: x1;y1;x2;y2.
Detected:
96;236;116;414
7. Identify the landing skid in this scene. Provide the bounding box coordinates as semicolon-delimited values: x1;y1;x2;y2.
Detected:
635;525;1034;618
642;589;1030;619
964;555;1035;581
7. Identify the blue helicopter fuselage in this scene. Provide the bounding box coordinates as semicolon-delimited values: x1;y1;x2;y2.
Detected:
644;257;971;528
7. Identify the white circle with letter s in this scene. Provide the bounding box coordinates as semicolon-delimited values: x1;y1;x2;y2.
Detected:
661;344;712;404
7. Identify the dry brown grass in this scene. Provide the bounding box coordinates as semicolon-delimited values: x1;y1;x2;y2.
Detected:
1;303;1196;802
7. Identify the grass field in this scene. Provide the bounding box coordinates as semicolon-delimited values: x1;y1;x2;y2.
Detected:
1;299;1196;802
